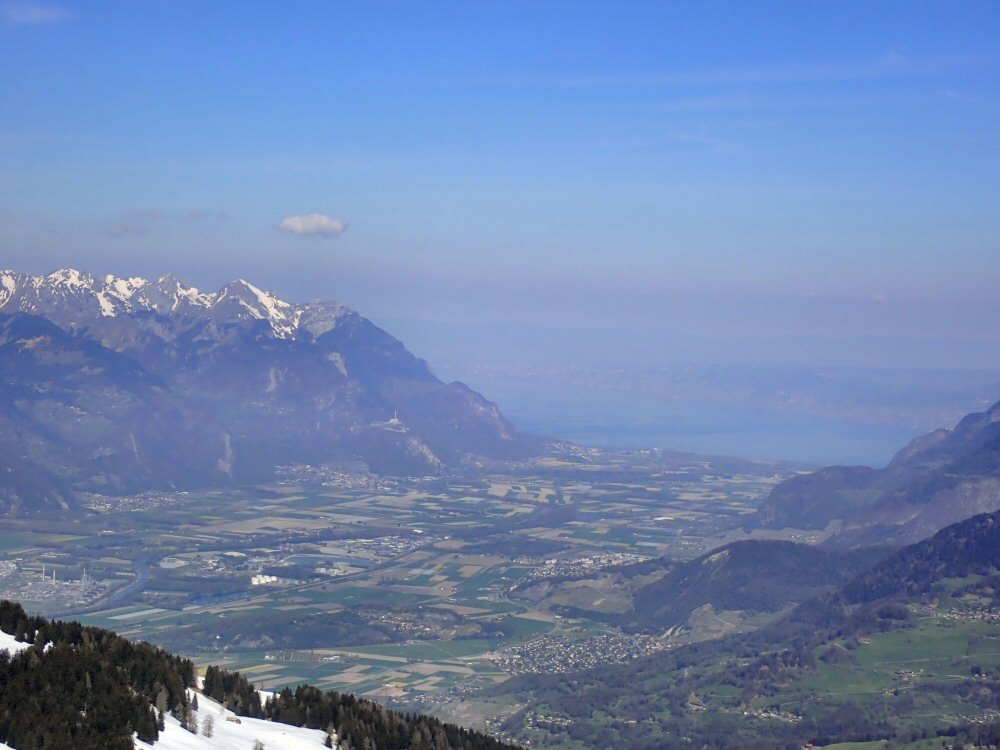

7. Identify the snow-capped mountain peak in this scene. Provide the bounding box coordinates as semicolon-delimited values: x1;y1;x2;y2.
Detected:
141;274;214;315
204;279;300;338
0;269;343;338
103;273;148;298
47;267;90;286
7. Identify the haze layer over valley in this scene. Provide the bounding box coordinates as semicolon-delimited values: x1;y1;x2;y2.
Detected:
5;265;1000;750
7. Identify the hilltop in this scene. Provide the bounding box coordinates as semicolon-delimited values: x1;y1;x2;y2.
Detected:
511;540;886;639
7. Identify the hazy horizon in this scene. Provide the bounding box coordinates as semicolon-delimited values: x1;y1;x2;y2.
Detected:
3;1;999;464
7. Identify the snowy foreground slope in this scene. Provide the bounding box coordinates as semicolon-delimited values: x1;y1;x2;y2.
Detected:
134;692;329;750
3;631;328;750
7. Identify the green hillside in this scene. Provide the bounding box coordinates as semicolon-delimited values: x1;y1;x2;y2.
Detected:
493;511;1000;750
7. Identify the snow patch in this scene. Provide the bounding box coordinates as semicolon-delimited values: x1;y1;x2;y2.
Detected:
0;629;32;655
0;273;17;308
109;276;148;300
97;291;117;317
45;268;90;289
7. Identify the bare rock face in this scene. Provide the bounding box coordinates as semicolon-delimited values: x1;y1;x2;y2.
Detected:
0;269;530;512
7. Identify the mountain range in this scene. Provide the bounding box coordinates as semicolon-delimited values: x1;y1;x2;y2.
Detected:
0;269;531;512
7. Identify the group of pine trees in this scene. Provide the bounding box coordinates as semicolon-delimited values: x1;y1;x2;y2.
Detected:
261;683;515;750
0;600;519;750
0;600;194;749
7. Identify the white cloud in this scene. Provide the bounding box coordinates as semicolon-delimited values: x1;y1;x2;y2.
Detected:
1;2;70;24
279;213;348;238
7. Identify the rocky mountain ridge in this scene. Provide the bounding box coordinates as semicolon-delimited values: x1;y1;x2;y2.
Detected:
0;269;342;338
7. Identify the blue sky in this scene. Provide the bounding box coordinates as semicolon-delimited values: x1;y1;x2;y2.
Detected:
2;1;1000;369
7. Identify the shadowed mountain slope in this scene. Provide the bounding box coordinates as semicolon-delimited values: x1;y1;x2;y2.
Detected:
755;398;1000;545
